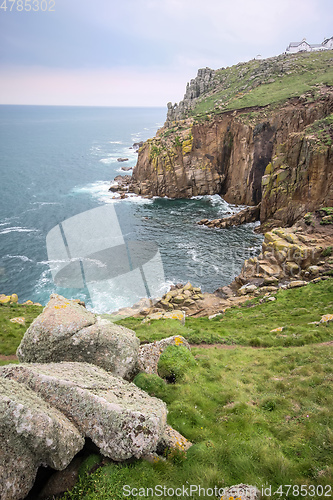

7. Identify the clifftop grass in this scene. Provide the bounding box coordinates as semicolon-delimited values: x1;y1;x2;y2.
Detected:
119;279;333;348
191;51;333;118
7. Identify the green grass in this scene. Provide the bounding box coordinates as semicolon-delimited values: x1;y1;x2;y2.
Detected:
191;51;333;118
0;303;43;355
118;279;333;348
61;343;333;499
0;282;332;499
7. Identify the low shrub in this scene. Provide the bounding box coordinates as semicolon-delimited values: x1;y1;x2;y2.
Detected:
157;345;196;382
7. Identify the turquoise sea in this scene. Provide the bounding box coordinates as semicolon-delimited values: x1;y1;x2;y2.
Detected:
0;105;263;313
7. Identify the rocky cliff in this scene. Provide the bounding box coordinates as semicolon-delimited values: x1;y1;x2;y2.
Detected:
129;52;333;228
166;67;216;123
130;90;333;222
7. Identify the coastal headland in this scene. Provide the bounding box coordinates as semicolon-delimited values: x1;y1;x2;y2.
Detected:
1;50;333;500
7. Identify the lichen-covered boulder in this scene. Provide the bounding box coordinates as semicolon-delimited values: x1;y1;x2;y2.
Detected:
17;294;140;379
0;378;84;500
0;362;167;461
137;335;190;374
158;424;192;453
221;483;261;500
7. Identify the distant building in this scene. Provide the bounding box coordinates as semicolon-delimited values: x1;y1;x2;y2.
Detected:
322;37;333;49
286;37;332;54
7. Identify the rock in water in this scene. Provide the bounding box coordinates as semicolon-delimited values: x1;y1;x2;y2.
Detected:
0;377;84;500
0;362;167;462
16;294;140;380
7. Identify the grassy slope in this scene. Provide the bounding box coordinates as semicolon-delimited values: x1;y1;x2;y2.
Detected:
119;279;333;348
0;303;42;363
1;283;331;498
62;344;332;499
191;51;333;118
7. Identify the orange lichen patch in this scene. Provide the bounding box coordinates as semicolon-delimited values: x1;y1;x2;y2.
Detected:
54;303;70;310
320;313;333;324
174;336;184;346
270;326;284;332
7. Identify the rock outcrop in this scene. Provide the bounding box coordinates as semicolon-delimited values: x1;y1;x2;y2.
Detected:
167;67;216;123
1;362;167;461
130;88;332;220
0;377;84;500
0;362;168;500
17;294;140;380
197;203;261;229
235;212;333;287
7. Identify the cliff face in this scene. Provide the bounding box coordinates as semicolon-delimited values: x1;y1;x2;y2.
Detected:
130;89;333;226
260;124;333;228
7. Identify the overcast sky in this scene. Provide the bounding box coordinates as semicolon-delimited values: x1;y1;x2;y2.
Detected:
0;0;332;106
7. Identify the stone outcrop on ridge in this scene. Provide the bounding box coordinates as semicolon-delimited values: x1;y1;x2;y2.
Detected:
17;294;140;380
167;67;216;123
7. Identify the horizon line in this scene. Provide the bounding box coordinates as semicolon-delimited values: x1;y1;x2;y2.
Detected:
0;103;167;108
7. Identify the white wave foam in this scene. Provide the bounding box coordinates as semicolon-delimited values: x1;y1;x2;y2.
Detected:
124;194;153;205
0;227;39;235
99;157;119;164
109;141;123;144
40;257;107;269
32;201;60;206
4;254;34;263
71;181;153;205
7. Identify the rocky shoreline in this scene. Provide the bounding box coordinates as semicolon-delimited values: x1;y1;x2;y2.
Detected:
110;208;333;320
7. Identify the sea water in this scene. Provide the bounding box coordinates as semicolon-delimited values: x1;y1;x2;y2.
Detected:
0;105;263;313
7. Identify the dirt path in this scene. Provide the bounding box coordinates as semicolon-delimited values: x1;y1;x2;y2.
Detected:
190;340;333;349
0;354;17;361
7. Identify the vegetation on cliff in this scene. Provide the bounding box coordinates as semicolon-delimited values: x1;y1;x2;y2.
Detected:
175;51;333;120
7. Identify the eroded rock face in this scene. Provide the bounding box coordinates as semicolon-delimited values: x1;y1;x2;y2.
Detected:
130;89;333;227
236;218;333;286
0;378;84;500
17;294;140;380
260;133;333;229
0;362;168;462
